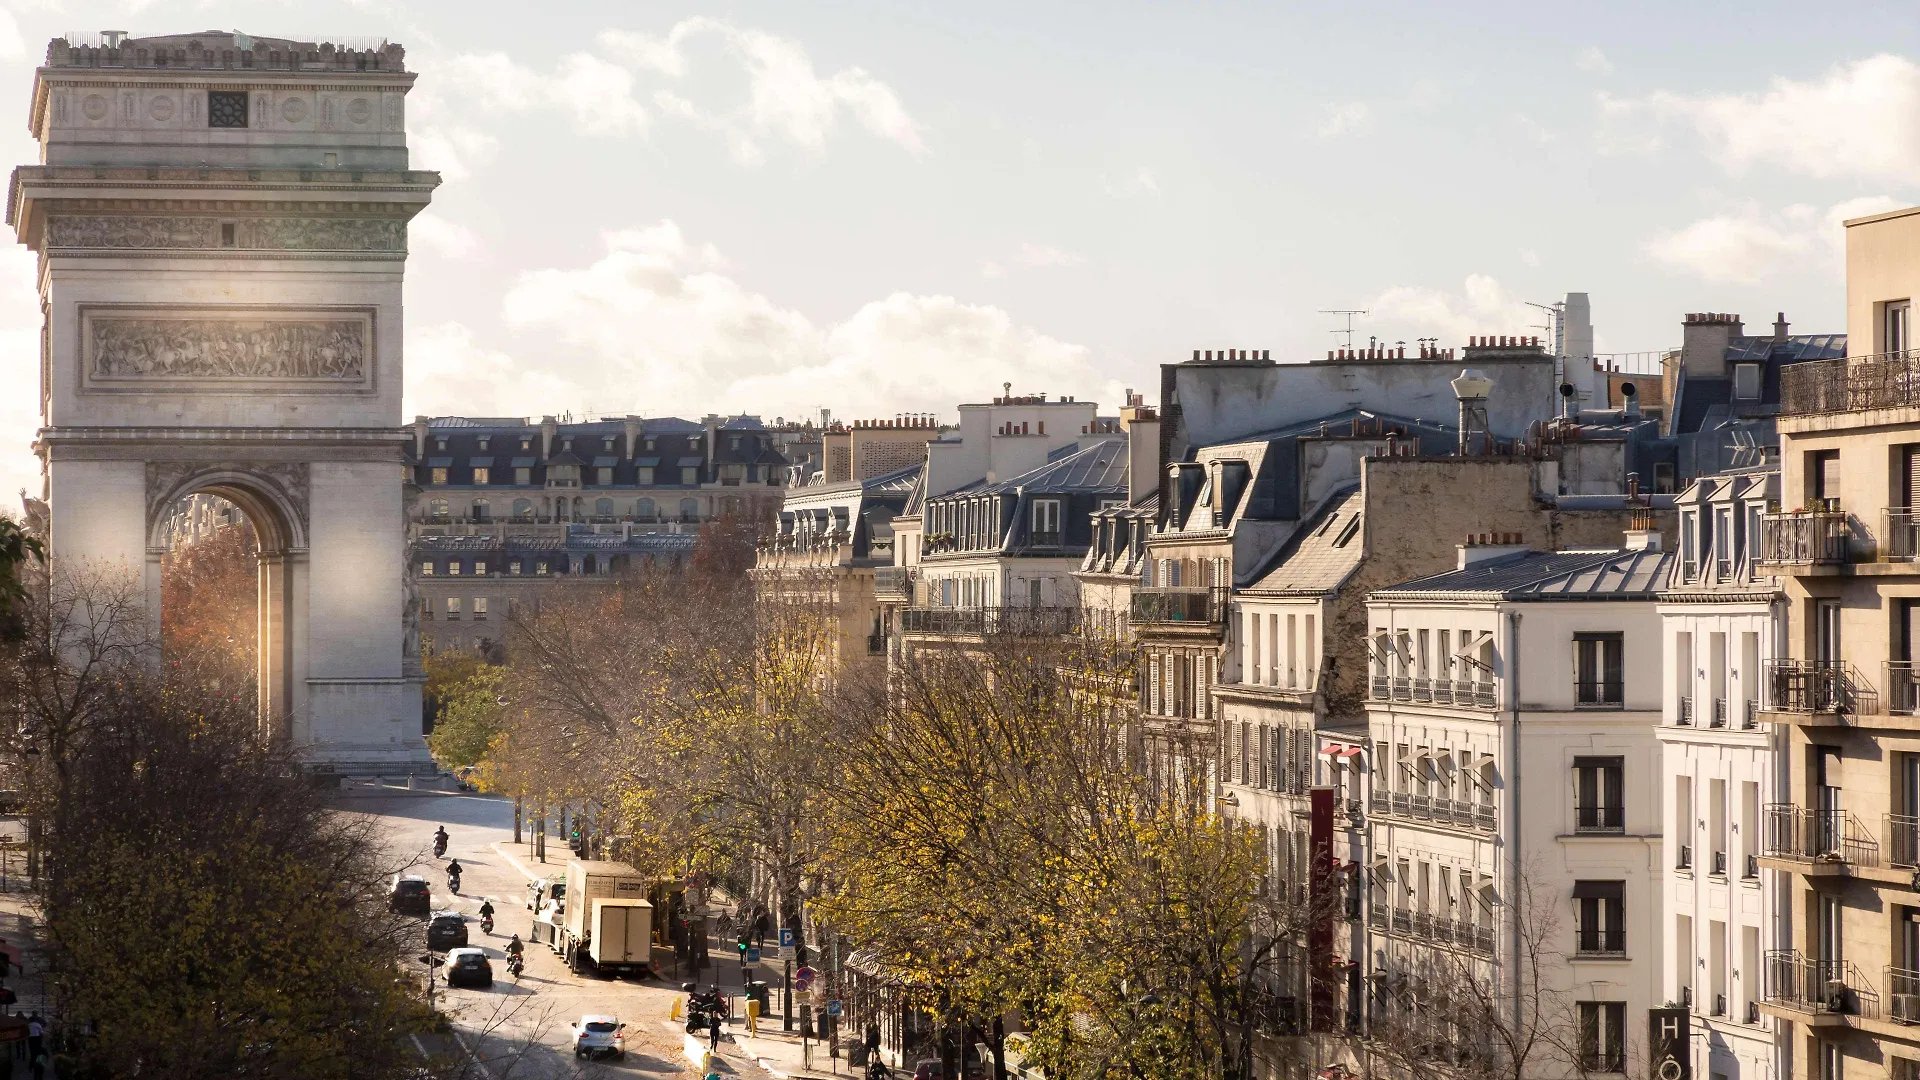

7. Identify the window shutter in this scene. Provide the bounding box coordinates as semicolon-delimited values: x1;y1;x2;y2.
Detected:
1819;452;1842;503
1906;447;1920;509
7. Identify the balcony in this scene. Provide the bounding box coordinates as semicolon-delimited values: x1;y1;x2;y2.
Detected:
872;565;916;601
1373;790;1496;831
1677;844;1692;870
1888;814;1920;869
1130;587;1225;626
1760;510;1850;566
1574;928;1626;958
1574;804;1625;835
1711;697;1728;728
1888;967;1920;1025
1028;530;1063;548
1745;699;1759;729
1781;349;1920;417
901;606;1082;637
1764;951;1881;1021
1677;696;1693;726
1886;509;1920;560
1885;663;1920;718
1763;803;1881;868
1764;659;1878;718
1370;676;1496;709
1711;850;1729;875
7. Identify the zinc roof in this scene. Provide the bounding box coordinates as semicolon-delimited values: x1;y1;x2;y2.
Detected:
1242;487;1365;596
1373;547;1675;601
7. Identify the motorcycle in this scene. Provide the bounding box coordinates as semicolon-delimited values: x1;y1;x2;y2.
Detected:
433;835;448;858
684;988;726;1034
448;872;462;894
506;952;524;979
481;912;495;934
866;1062;892;1080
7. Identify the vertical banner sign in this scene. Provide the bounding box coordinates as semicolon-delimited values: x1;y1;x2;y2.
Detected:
1309;786;1336;1033
1648;1007;1690;1080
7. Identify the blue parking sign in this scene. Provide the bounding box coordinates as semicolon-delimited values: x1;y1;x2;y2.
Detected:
827;1000;843;1017
780;927;796;948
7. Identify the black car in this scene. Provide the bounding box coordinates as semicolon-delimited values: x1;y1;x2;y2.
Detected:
389;875;431;916
427;912;469;952
445;948;492;988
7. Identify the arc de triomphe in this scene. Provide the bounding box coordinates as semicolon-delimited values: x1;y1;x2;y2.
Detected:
8;32;437;775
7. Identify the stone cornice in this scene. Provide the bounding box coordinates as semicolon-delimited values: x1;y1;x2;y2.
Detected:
39;425;410;444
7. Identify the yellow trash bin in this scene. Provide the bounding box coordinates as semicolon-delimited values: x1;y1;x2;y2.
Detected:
746;997;761;1037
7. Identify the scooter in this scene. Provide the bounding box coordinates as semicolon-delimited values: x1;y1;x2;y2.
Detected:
481;912;495;934
506;952;524;979
448;871;462;895
433;834;448;859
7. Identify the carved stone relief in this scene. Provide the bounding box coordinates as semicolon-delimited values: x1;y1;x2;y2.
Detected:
81;93;106;121
90;316;366;381
346;97;372;125
281;96;308;123
148;95;174;121
47;215;405;251
145;460;311;546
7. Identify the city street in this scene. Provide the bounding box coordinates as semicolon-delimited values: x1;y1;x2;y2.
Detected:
347;792;703;1080
348;791;848;1080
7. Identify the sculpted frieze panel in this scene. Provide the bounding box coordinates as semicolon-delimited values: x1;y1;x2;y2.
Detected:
81;308;375;389
46;215;405;251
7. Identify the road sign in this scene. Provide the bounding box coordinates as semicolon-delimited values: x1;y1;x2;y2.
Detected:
795;964;816;992
826;1000;843;1017
780;927;796;948
747;947;761;964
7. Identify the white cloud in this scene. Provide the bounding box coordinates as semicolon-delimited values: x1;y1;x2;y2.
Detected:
1519;248;1541;268
1015;243;1086;269
600;19;926;162
0;10;26;63
410;220;1114;423
435;51;650;137
1644;196;1906;283
1101;166;1161;199
407;211;481;260
979;260;1005;279
1576;47;1613;75
1316;102;1370;138
1366;274;1542;347
1605;54;1920;182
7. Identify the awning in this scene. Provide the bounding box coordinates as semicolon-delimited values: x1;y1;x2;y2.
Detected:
511;457;536;467
427;457;452;467
677;456;705;467
1475;881;1501;908
634;456;661;467
1571;880;1624;901
593;456;620;467
468;456;494;467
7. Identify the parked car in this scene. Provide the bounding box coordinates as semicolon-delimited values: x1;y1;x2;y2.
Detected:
569;1015;626;1060
389;875;432;916
444;947;492;988
427;911;469;952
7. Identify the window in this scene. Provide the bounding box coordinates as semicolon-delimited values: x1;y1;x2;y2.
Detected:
683;467;700;485
478;438;490;451
431;467;449;485
1574;633;1625;707
604;437;617;451
515;467;532;485
536;561;550;576
445;597;462;619
428;498;449;517
509;561;523;576
1888;299;1912;355
680;498;699;521
473;598;489;620
1032;500;1061;541
1578;1002;1626;1073
637;467;655;485
595;498;614;518
1732;362;1762;400
208;90;249;127
597;467;614;485
473;467;490;485
419;561;434;577
447;560;462;577
511;498;533;517
1574;756;1624;832
471;500;489;520
1574;881;1625;954
636;497;655;519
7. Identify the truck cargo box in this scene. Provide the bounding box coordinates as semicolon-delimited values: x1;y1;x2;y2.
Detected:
588;898;654;972
562;860;649;941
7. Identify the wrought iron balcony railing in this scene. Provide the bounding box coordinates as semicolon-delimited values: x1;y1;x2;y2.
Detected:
1781;349;1920;416
1130;586;1225;626
1888;966;1920;1025
1766;658;1878;716
1888;813;1920;869
1763;803;1881;867
872;565;916;600
1887;662;1920;715
1711;697;1728;728
1575;928;1626;956
901;606;1082;637
1370;675;1496;708
1677;696;1693;726
1885;509;1920;560
1765;951;1881;1019
1575;804;1625;834
1760;510;1851;565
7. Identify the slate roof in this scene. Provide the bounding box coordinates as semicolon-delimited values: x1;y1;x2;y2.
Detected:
416;531;696;554
1242;487;1365;596
1373;547;1675;601
969;437;1128;496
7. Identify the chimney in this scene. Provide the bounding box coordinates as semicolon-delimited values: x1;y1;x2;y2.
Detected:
1679;312;1741;378
1774;311;1790;343
1624;507;1662;552
1621;380;1641;421
1458;532;1531;570
1124;407;1161;505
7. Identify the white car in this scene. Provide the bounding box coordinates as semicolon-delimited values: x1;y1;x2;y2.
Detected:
570;1014;626;1060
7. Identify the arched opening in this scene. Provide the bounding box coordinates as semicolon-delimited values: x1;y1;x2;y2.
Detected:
150;473;306;741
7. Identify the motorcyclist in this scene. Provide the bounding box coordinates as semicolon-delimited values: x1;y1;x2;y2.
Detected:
478;899;496;931
506;934;525;959
446;858;463;891
432;826;448;855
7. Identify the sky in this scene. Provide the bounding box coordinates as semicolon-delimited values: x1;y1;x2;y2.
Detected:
0;1;1915;509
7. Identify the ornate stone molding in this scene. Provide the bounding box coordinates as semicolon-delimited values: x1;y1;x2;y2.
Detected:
145;460;310;546
48;214;405;250
82;307;373;389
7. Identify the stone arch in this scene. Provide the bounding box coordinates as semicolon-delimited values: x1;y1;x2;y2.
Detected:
146;463;310;741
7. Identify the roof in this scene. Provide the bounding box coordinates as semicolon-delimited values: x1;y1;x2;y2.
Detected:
1242;487;1365;595
416;532;697;554
1373;547;1676;601
950;438;1128;499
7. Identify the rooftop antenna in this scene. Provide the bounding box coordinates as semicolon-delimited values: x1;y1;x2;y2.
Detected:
1320;309;1369;350
1524;300;1565;355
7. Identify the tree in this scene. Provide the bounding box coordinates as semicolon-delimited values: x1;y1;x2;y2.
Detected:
160;516;258;708
425;654;504;769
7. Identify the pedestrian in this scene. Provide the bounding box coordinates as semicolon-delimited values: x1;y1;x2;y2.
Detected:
751;909;768;949
25;1014;39;1061
11;1015;22;1062
865;1022;880;1056
708;1005;722;1051
24;1049;38;1080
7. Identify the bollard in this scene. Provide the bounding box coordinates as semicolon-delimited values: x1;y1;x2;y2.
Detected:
746;997;760;1037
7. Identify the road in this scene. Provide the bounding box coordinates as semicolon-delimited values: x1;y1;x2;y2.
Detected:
345;791;743;1080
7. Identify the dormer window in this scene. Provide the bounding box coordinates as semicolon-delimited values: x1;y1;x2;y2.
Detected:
478;437;490;451
562;438;573;451
1733;363;1762;401
603;437;616;451
519;437;531;451
435;437;447;451
1032;499;1062;543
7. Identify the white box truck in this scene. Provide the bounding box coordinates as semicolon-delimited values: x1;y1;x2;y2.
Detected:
559;860;653;975
586;899;654;976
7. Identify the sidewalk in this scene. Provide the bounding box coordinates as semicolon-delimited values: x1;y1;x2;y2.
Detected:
663;1018;849;1080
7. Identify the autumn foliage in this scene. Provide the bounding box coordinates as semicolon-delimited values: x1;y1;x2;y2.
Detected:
160;518;258;708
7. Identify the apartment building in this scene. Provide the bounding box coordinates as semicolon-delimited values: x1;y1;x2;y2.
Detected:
1363;534;1672;1077
1659;467;1784;1080
1754;204;1920;1080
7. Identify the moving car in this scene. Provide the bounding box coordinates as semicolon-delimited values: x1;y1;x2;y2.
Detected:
444;947;492;988
427;911;469;952
389;875;432;916
569;1015;626;1060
